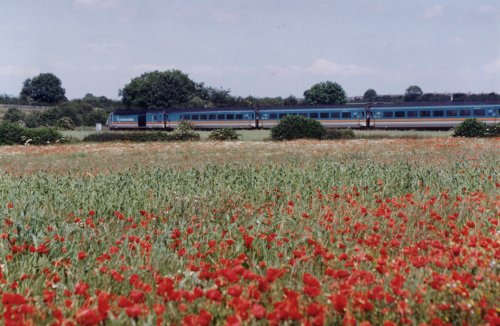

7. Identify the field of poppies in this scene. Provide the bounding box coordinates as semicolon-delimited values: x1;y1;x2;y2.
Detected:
0;138;498;325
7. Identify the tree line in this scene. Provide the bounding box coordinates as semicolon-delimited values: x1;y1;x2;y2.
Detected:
1;70;500;111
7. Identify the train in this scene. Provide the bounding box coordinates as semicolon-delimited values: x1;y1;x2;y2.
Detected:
106;101;500;130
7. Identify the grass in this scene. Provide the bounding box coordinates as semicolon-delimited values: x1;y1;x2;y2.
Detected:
0;138;497;325
62;127;452;141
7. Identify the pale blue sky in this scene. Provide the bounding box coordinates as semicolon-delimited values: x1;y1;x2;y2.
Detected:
1;0;499;99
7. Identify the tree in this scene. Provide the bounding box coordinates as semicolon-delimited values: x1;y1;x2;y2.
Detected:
363;89;377;101
284;95;298;106
404;85;423;102
20;73;66;105
120;70;197;109
304;81;347;105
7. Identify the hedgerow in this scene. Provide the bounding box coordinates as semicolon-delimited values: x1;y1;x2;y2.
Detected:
0;122;66;145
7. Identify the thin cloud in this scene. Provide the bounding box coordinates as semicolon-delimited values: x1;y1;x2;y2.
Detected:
0;65;39;77
484;58;500;73
424;5;444;19
131;64;173;72
73;0;121;9
190;65;253;76
266;59;381;76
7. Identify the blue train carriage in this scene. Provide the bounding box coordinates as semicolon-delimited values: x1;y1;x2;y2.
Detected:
167;107;256;129
369;102;500;129
258;105;366;129
106;109;167;129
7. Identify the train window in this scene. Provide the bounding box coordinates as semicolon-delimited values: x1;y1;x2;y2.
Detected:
235;114;243;120
217;114;225;120
420;111;431;117
227;114;234;120
460;110;471;116
279;113;288;119
320;112;329;119
200;115;207;120
192;115;199;120
209;114;216;120
299;113;308;117
473;109;485;116
269;113;278;119
331;112;340;118
153;115;158;121
342;112;351;119
182;115;190;120
383;111;393;118
309;112;318;119
433;111;444;117
446;110;458;117
407;111;418;117
395;111;405;118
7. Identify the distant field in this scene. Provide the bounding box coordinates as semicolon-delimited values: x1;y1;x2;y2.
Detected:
62;127;451;141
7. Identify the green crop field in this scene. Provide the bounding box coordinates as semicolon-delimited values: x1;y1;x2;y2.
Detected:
0;138;498;325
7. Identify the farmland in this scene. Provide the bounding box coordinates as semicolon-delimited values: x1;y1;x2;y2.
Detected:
0;138;498;325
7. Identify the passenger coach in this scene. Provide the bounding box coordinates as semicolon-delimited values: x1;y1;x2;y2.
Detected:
106;102;500;130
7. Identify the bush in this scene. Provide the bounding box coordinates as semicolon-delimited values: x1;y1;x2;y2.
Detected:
23;127;66;145
55;117;75;130
0;122;64;145
171;120;200;141
485;123;500;137
3;108;26;123
83;127;200;143
24;111;44;128
271;115;325;141
208;128;241;141
83;132;172;143
453;119;487;137
0;122;25;145
323;128;355;140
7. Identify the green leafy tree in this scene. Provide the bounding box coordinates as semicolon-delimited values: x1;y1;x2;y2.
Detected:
404;85;423;102
284;95;298;106
304;81;347;105
20;73;67;105
363;89;377;101
120;70;196;109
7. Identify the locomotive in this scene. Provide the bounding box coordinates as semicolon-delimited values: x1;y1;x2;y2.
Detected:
106;102;500;130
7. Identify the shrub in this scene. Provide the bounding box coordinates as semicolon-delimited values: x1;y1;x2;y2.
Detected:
83;132;171;143
323;128;355;140
453;118;487;137
208;128;241;141
3;108;26;123
485;123;500;137
0;122;64;145
24;111;44;128
271;115;325;141
0;122;25;145
23;127;65;145
171;120;200;141
55;117;75;130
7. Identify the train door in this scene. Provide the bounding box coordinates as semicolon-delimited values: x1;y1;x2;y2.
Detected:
353;110;363;128
138;115;146;127
372;110;382;128
164;114;170;129
364;105;372;128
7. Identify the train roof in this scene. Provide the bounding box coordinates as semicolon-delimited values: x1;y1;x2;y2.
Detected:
111;101;500;115
112;107;256;115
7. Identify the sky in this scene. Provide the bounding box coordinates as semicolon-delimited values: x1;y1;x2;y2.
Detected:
1;0;499;100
